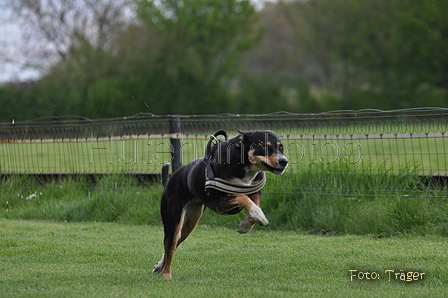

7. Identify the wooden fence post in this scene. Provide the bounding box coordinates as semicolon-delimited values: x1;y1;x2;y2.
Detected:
169;115;182;173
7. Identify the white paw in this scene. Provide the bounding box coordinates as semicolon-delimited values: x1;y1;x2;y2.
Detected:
249;204;270;227
237;216;255;234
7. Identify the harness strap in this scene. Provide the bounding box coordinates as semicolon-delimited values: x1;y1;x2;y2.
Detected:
205;171;266;195
204;130;227;183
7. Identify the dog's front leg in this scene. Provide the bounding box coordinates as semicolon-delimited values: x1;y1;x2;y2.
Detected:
229;193;269;234
237;216;257;234
236;192;267;234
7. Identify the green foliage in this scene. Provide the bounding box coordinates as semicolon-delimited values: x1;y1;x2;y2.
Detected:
228;74;296;113
0;87;25;123
263;172;448;236
133;0;262;114
136;0;259;79
1;173;447;236
0;175;162;225
243;0;448;111
1;0;447;121
307;0;448;108
0;0;266;121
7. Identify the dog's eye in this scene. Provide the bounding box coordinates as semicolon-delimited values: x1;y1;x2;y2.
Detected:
279;144;284;152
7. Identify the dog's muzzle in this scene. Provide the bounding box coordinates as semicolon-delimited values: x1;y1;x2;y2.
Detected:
274;155;288;174
262;154;288;175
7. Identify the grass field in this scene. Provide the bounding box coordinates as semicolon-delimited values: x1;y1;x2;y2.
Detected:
1;220;447;297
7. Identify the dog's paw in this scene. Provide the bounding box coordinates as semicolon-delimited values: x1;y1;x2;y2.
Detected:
153;262;162;274
237;216;255;234
249;204;270;227
162;272;172;279
153;254;164;274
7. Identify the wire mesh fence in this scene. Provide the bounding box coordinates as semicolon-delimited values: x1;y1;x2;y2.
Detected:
0;106;447;203
1;108;447;177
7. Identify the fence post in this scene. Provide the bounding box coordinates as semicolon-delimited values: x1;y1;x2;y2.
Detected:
169;115;182;173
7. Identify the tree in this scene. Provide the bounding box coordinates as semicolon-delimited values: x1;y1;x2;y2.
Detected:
252;0;448;110
6;0;134;76
324;0;448;108
1;0;264;120
134;0;261;114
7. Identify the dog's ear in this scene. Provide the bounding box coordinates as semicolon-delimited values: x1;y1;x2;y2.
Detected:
237;130;253;135
237;130;252;143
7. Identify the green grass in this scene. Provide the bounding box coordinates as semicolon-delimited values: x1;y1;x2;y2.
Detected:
262;171;448;236
0;220;447;297
1;173;447;237
0;139;174;173
0;175;163;225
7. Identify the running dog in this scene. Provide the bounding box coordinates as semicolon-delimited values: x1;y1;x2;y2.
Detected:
153;130;288;279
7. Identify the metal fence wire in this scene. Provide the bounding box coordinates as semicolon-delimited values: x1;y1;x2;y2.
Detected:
1;108;448;196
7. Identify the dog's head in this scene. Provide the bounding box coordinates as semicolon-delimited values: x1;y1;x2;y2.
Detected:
238;130;288;175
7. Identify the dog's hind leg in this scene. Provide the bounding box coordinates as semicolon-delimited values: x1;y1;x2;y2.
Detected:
177;200;205;246
154;199;204;279
153;196;186;279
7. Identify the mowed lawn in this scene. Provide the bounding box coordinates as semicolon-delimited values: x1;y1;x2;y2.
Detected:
0;220;447;297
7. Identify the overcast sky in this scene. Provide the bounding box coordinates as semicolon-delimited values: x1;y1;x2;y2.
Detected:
0;6;41;83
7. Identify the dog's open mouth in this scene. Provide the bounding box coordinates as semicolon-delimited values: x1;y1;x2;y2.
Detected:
259;160;286;175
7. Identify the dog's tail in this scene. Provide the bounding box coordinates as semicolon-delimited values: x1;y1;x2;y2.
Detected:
161;163;170;188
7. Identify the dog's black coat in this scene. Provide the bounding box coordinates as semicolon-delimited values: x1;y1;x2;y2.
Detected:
154;130;288;279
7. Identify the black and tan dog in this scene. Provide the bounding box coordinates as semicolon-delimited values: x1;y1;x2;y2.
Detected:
153;130;288;279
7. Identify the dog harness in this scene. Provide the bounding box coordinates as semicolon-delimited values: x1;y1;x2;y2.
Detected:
205;171;266;195
204;130;266;196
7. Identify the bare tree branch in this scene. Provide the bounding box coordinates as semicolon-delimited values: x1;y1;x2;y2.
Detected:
4;0;136;79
